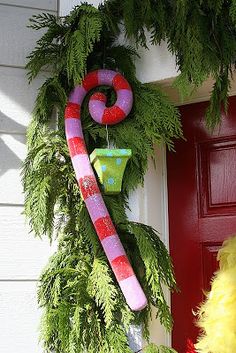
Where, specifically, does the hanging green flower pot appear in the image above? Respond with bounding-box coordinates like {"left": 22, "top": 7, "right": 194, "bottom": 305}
{"left": 90, "top": 148, "right": 132, "bottom": 194}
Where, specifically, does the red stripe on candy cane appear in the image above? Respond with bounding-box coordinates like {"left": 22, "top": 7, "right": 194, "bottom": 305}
{"left": 113, "top": 73, "right": 132, "bottom": 90}
{"left": 94, "top": 216, "right": 117, "bottom": 241}
{"left": 82, "top": 70, "right": 99, "bottom": 91}
{"left": 111, "top": 255, "right": 134, "bottom": 281}
{"left": 65, "top": 102, "right": 80, "bottom": 119}
{"left": 90, "top": 92, "right": 107, "bottom": 102}
{"left": 102, "top": 105, "right": 126, "bottom": 125}
{"left": 65, "top": 69, "right": 147, "bottom": 311}
{"left": 67, "top": 137, "right": 87, "bottom": 157}
{"left": 79, "top": 176, "right": 100, "bottom": 199}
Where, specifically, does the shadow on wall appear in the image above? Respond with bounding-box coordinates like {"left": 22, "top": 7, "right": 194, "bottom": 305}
{"left": 0, "top": 67, "right": 48, "bottom": 178}
{"left": 0, "top": 111, "right": 26, "bottom": 177}
{"left": 0, "top": 109, "right": 26, "bottom": 133}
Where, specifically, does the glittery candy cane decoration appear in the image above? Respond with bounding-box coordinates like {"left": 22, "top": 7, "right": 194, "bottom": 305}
{"left": 65, "top": 69, "right": 147, "bottom": 311}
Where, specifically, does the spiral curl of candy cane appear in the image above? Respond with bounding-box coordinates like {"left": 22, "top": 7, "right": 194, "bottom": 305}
{"left": 64, "top": 69, "right": 147, "bottom": 311}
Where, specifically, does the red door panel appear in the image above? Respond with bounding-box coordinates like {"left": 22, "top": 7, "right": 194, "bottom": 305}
{"left": 202, "top": 242, "right": 221, "bottom": 291}
{"left": 167, "top": 97, "right": 236, "bottom": 352}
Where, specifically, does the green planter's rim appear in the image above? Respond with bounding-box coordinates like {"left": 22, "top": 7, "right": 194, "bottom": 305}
{"left": 90, "top": 148, "right": 132, "bottom": 163}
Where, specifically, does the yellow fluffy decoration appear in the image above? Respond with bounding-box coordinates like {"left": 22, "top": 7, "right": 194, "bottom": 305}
{"left": 196, "top": 236, "right": 236, "bottom": 353}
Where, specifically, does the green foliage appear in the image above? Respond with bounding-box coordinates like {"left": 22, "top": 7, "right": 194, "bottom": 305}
{"left": 26, "top": 13, "right": 64, "bottom": 82}
{"left": 143, "top": 343, "right": 177, "bottom": 353}
{"left": 104, "top": 0, "right": 236, "bottom": 128}
{"left": 87, "top": 253, "right": 118, "bottom": 328}
{"left": 66, "top": 5, "right": 103, "bottom": 83}
{"left": 205, "top": 67, "right": 231, "bottom": 129}
{"left": 123, "top": 222, "right": 176, "bottom": 331}
{"left": 230, "top": 0, "right": 236, "bottom": 24}
{"left": 23, "top": 2, "right": 209, "bottom": 353}
{"left": 36, "top": 223, "right": 176, "bottom": 352}
{"left": 33, "top": 77, "right": 67, "bottom": 123}
{"left": 133, "top": 83, "right": 182, "bottom": 151}
{"left": 26, "top": 3, "right": 104, "bottom": 84}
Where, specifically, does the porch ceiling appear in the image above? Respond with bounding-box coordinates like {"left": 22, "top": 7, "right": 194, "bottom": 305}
{"left": 155, "top": 73, "right": 236, "bottom": 106}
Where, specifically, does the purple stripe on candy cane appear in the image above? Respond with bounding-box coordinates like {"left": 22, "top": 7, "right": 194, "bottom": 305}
{"left": 65, "top": 118, "right": 84, "bottom": 139}
{"left": 101, "top": 234, "right": 126, "bottom": 262}
{"left": 119, "top": 275, "right": 148, "bottom": 311}
{"left": 88, "top": 100, "right": 105, "bottom": 124}
{"left": 85, "top": 194, "right": 109, "bottom": 223}
{"left": 69, "top": 86, "right": 87, "bottom": 104}
{"left": 98, "top": 69, "right": 117, "bottom": 86}
{"left": 71, "top": 154, "right": 94, "bottom": 179}
{"left": 116, "top": 89, "right": 133, "bottom": 115}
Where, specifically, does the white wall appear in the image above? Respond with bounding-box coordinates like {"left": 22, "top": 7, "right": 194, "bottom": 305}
{"left": 127, "top": 147, "right": 171, "bottom": 348}
{"left": 0, "top": 2, "right": 57, "bottom": 353}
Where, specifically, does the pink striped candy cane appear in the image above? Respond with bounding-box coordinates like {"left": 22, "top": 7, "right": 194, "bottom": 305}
{"left": 65, "top": 69, "right": 147, "bottom": 311}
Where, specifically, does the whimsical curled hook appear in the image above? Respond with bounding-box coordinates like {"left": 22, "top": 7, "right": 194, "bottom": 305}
{"left": 64, "top": 69, "right": 147, "bottom": 311}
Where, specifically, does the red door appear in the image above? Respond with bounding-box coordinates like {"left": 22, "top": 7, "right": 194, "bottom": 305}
{"left": 167, "top": 96, "right": 236, "bottom": 352}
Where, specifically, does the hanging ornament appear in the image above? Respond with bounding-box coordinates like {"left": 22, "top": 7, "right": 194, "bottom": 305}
{"left": 89, "top": 102, "right": 132, "bottom": 194}
{"left": 64, "top": 69, "right": 147, "bottom": 311}
{"left": 90, "top": 148, "right": 132, "bottom": 194}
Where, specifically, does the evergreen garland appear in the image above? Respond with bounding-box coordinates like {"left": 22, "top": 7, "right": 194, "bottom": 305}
{"left": 104, "top": 0, "right": 236, "bottom": 128}
{"left": 23, "top": 1, "right": 236, "bottom": 352}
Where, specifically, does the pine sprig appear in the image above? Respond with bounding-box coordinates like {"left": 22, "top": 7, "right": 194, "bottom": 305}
{"left": 66, "top": 9, "right": 103, "bottom": 84}
{"left": 123, "top": 222, "right": 176, "bottom": 331}
{"left": 26, "top": 14, "right": 65, "bottom": 81}
{"left": 143, "top": 343, "right": 177, "bottom": 353}
{"left": 33, "top": 77, "right": 67, "bottom": 122}
{"left": 87, "top": 254, "right": 118, "bottom": 328}
{"left": 206, "top": 67, "right": 231, "bottom": 129}
{"left": 28, "top": 12, "right": 58, "bottom": 30}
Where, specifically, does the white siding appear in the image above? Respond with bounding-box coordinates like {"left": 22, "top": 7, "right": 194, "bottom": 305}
{"left": 59, "top": 0, "right": 102, "bottom": 15}
{"left": 0, "top": 282, "right": 42, "bottom": 353}
{"left": 0, "top": 6, "right": 53, "bottom": 68}
{"left": 0, "top": 1, "right": 57, "bottom": 352}
{"left": 0, "top": 133, "right": 26, "bottom": 204}
{"left": 127, "top": 147, "right": 171, "bottom": 348}
{"left": 0, "top": 67, "right": 49, "bottom": 133}
{"left": 0, "top": 1, "right": 57, "bottom": 11}
{"left": 0, "top": 206, "right": 55, "bottom": 280}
